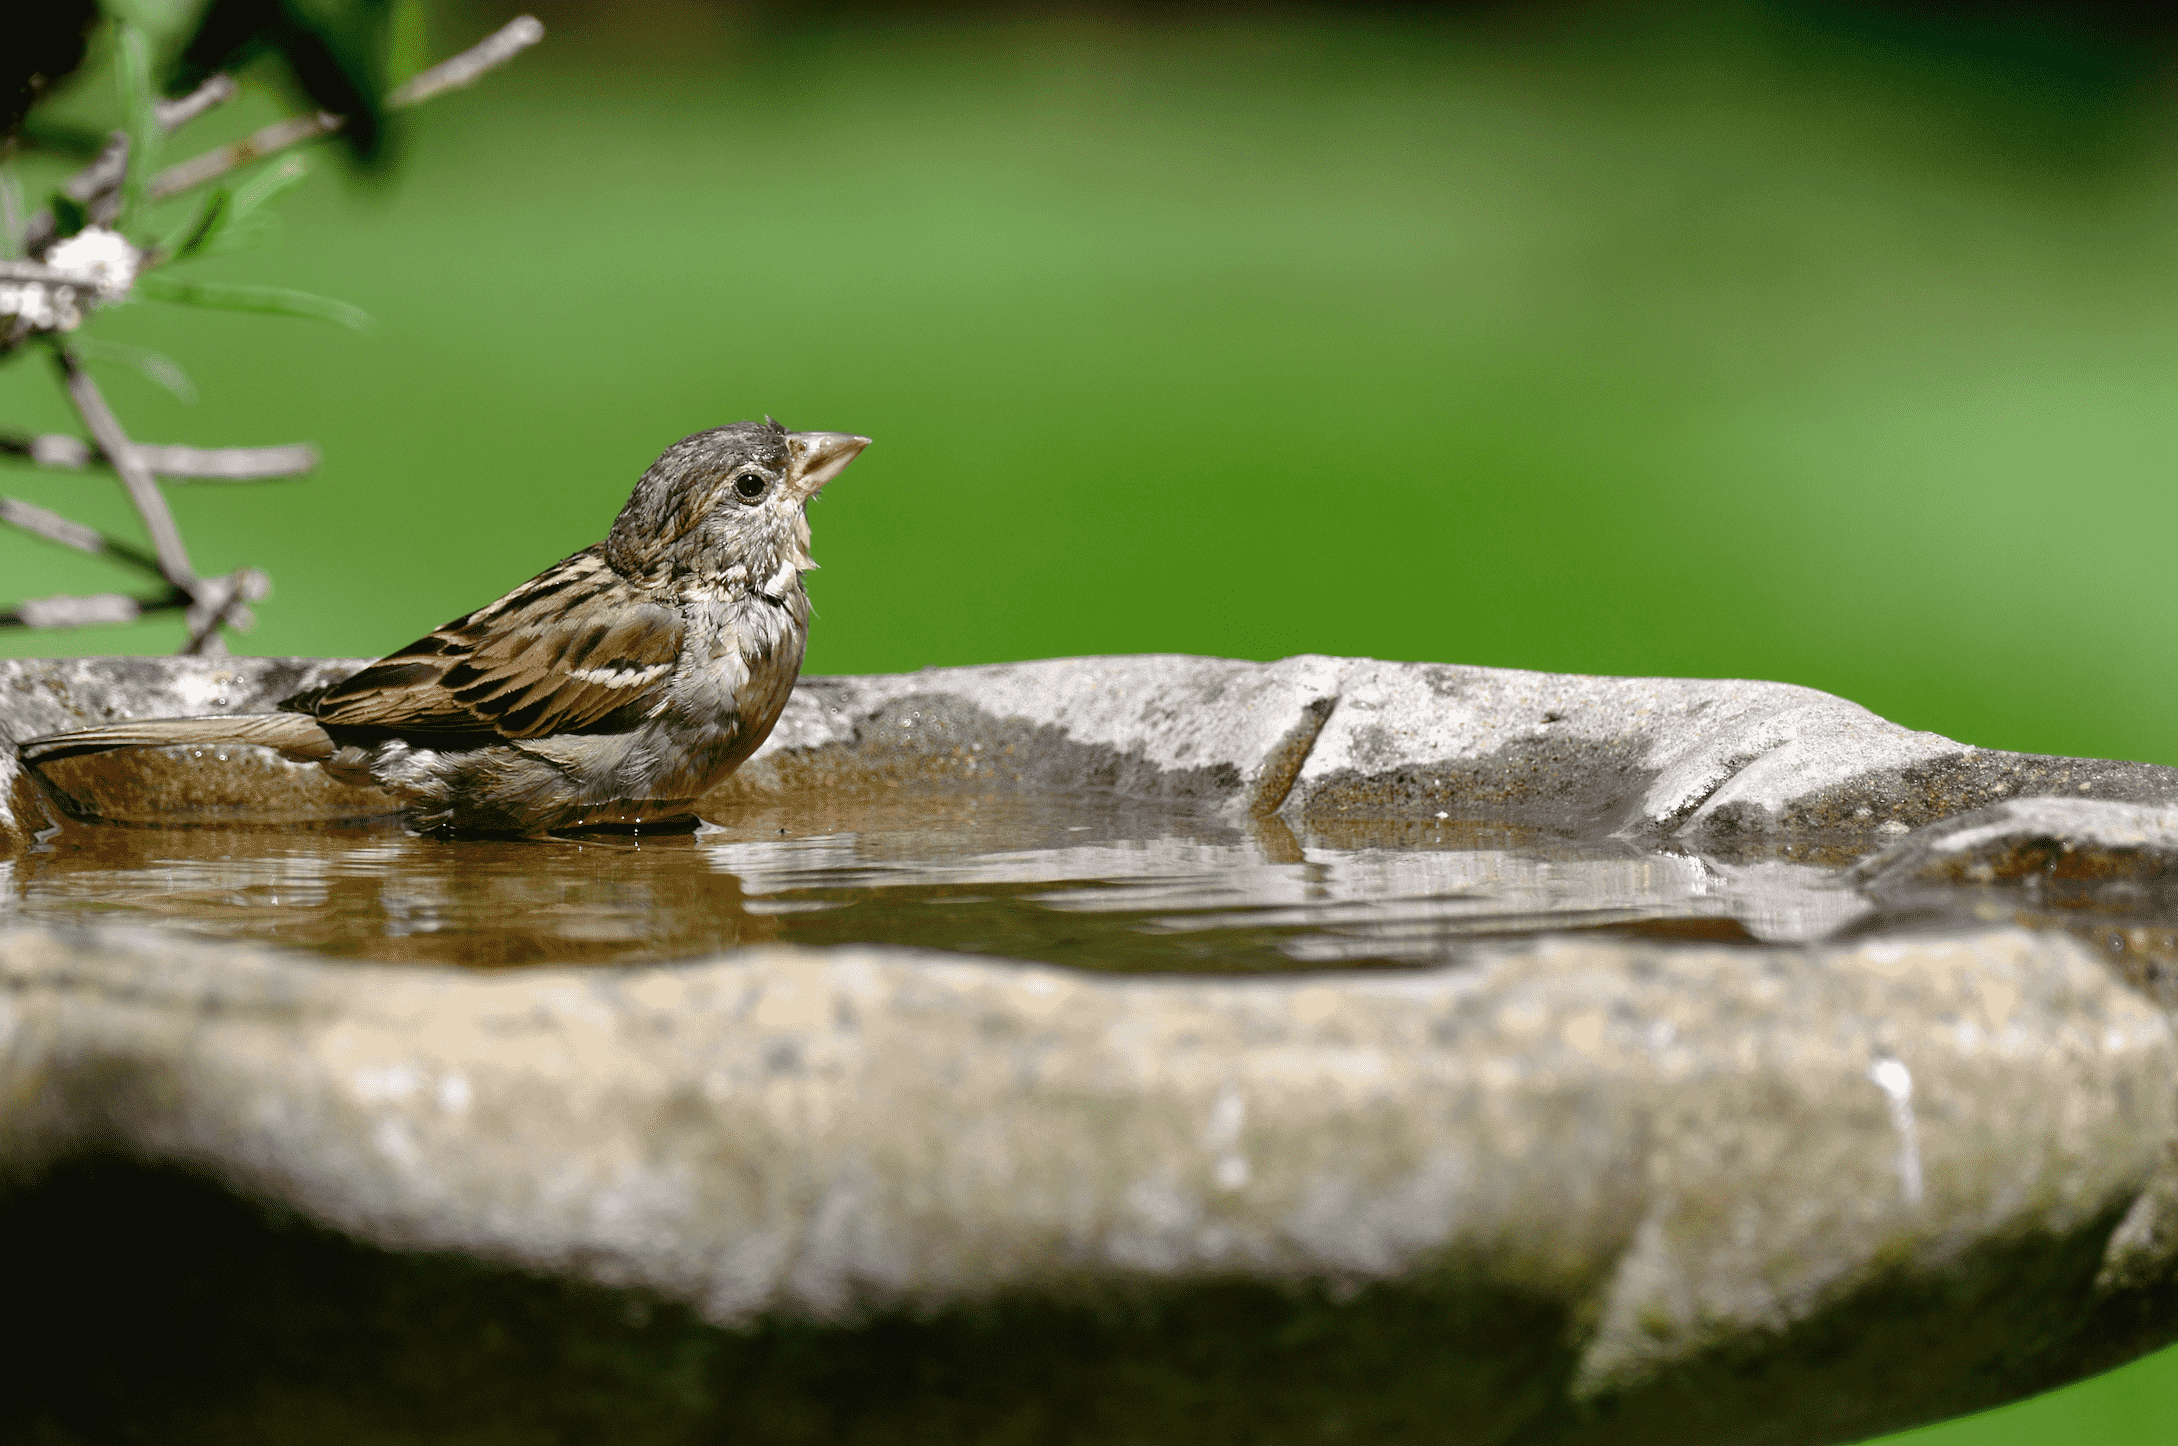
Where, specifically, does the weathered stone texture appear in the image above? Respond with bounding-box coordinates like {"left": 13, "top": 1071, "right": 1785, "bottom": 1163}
{"left": 1858, "top": 797, "right": 2178, "bottom": 894}
{"left": 1, "top": 923, "right": 2168, "bottom": 1411}
{"left": 717, "top": 655, "right": 2178, "bottom": 856}
{"left": 10, "top": 654, "right": 2178, "bottom": 848}
{"left": 6, "top": 654, "right": 2178, "bottom": 1444}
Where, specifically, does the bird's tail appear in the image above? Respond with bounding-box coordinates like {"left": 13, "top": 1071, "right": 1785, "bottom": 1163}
{"left": 15, "top": 713, "right": 335, "bottom": 767}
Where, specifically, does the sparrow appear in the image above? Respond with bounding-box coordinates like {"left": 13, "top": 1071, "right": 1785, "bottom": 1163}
{"left": 17, "top": 420, "right": 870, "bottom": 835}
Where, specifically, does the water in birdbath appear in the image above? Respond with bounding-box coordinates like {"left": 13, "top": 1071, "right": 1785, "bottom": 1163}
{"left": 0, "top": 787, "right": 1886, "bottom": 971}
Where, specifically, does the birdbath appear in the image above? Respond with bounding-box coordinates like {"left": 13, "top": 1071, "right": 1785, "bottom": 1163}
{"left": 6, "top": 651, "right": 2178, "bottom": 1444}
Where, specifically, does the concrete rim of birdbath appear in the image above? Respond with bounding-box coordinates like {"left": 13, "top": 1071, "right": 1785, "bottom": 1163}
{"left": 6, "top": 652, "right": 2178, "bottom": 1446}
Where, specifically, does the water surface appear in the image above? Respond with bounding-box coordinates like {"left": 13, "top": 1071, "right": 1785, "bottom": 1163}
{"left": 3, "top": 789, "right": 1878, "bottom": 972}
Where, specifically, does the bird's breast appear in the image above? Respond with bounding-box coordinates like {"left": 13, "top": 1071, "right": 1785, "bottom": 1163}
{"left": 668, "top": 584, "right": 807, "bottom": 731}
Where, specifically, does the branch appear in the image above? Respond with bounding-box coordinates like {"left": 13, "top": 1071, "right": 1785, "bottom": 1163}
{"left": 154, "top": 75, "right": 240, "bottom": 133}
{"left": 389, "top": 16, "right": 546, "bottom": 107}
{"left": 53, "top": 348, "right": 197, "bottom": 592}
{"left": 181, "top": 567, "right": 270, "bottom": 654}
{"left": 149, "top": 17, "right": 546, "bottom": 203}
{"left": 65, "top": 134, "right": 132, "bottom": 219}
{"left": 0, "top": 432, "right": 318, "bottom": 480}
{"left": 15, "top": 133, "right": 132, "bottom": 256}
{"left": 1, "top": 409, "right": 288, "bottom": 652}
{"left": 0, "top": 259, "right": 95, "bottom": 286}
{"left": 0, "top": 586, "right": 186, "bottom": 630}
{"left": 17, "top": 75, "right": 242, "bottom": 255}
{"left": 0, "top": 495, "right": 163, "bottom": 576}
{"left": 148, "top": 113, "right": 343, "bottom": 204}
{"left": 140, "top": 442, "right": 319, "bottom": 479}
{"left": 3, "top": 496, "right": 110, "bottom": 555}
{"left": 0, "top": 433, "right": 92, "bottom": 467}
{"left": 0, "top": 569, "right": 264, "bottom": 639}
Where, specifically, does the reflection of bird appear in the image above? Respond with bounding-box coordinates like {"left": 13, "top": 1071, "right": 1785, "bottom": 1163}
{"left": 20, "top": 421, "right": 869, "bottom": 835}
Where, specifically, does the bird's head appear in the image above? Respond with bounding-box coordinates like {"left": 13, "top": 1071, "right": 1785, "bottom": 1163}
{"left": 604, "top": 420, "right": 869, "bottom": 596}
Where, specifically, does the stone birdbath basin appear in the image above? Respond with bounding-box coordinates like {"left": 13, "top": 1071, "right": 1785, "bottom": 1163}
{"left": 7, "top": 652, "right": 2178, "bottom": 1443}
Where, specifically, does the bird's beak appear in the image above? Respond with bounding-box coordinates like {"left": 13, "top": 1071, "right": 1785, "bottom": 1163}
{"left": 785, "top": 432, "right": 871, "bottom": 499}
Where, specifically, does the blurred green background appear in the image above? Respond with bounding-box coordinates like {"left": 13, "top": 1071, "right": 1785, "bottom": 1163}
{"left": 7, "top": 0, "right": 2178, "bottom": 1440}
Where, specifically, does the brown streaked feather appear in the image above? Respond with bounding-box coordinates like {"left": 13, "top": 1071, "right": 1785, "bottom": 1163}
{"left": 293, "top": 547, "right": 684, "bottom": 741}
{"left": 17, "top": 712, "right": 333, "bottom": 766}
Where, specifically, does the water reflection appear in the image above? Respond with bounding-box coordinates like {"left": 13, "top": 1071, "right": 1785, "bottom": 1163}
{"left": 5, "top": 789, "right": 1874, "bottom": 972}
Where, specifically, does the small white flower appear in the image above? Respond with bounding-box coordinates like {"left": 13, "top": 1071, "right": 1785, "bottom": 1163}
{"left": 0, "top": 227, "right": 144, "bottom": 335}
{"left": 45, "top": 226, "right": 141, "bottom": 301}
{"left": 0, "top": 280, "right": 70, "bottom": 330}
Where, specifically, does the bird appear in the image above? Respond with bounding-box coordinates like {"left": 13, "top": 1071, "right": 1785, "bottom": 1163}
{"left": 17, "top": 420, "right": 870, "bottom": 835}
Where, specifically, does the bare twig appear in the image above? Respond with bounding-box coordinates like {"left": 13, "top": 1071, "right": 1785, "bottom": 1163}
{"left": 3, "top": 496, "right": 113, "bottom": 555}
{"left": 154, "top": 75, "right": 240, "bottom": 133}
{"left": 16, "top": 76, "right": 241, "bottom": 256}
{"left": 389, "top": 16, "right": 546, "bottom": 107}
{"left": 1, "top": 432, "right": 318, "bottom": 480}
{"left": 138, "top": 441, "right": 319, "bottom": 479}
{"left": 67, "top": 134, "right": 132, "bottom": 215}
{"left": 155, "top": 444, "right": 312, "bottom": 480}
{"left": 149, "top": 114, "right": 343, "bottom": 203}
{"left": 0, "top": 259, "right": 94, "bottom": 287}
{"left": 18, "top": 134, "right": 128, "bottom": 255}
{"left": 0, "top": 495, "right": 163, "bottom": 575}
{"left": 149, "top": 17, "right": 545, "bottom": 204}
{"left": 0, "top": 571, "right": 262, "bottom": 636}
{"left": 182, "top": 567, "right": 270, "bottom": 653}
{"left": 9, "top": 358, "right": 258, "bottom": 654}
{"left": 0, "top": 433, "right": 90, "bottom": 468}
{"left": 34, "top": 434, "right": 90, "bottom": 468}
{"left": 1, "top": 590, "right": 176, "bottom": 630}
{"left": 54, "top": 348, "right": 197, "bottom": 592}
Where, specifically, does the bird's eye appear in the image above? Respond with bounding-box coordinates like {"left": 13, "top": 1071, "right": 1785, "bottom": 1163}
{"left": 733, "top": 472, "right": 768, "bottom": 501}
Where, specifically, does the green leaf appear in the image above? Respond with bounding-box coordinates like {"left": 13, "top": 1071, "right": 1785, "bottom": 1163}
{"left": 162, "top": 157, "right": 308, "bottom": 262}
{"left": 112, "top": 19, "right": 161, "bottom": 231}
{"left": 133, "top": 273, "right": 374, "bottom": 332}
{"left": 50, "top": 194, "right": 89, "bottom": 241}
{"left": 228, "top": 153, "right": 309, "bottom": 228}
{"left": 70, "top": 334, "right": 197, "bottom": 403}
{"left": 165, "top": 188, "right": 231, "bottom": 260}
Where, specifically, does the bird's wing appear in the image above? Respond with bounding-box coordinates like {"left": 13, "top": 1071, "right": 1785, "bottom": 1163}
{"left": 294, "top": 547, "right": 685, "bottom": 740}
